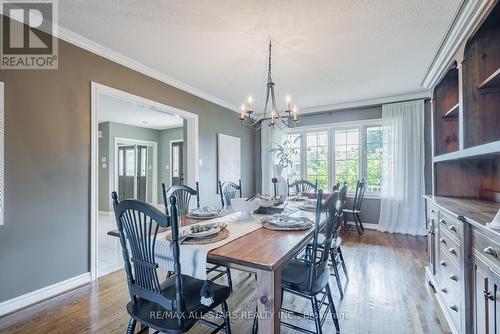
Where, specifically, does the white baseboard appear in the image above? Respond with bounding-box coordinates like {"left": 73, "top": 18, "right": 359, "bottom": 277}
{"left": 345, "top": 221, "right": 379, "bottom": 230}
{"left": 0, "top": 272, "right": 91, "bottom": 316}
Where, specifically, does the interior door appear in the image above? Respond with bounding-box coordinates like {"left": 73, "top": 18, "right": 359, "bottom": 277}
{"left": 136, "top": 145, "right": 147, "bottom": 201}
{"left": 171, "top": 141, "right": 184, "bottom": 185}
{"left": 118, "top": 145, "right": 136, "bottom": 200}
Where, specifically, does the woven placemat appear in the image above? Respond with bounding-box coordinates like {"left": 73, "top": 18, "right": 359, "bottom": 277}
{"left": 166, "top": 227, "right": 230, "bottom": 245}
{"left": 262, "top": 221, "right": 313, "bottom": 231}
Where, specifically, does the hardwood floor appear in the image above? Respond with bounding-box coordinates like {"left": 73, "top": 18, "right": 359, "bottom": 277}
{"left": 0, "top": 230, "right": 448, "bottom": 334}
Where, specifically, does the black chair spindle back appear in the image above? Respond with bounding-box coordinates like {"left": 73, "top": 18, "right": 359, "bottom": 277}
{"left": 288, "top": 179, "right": 318, "bottom": 197}
{"left": 111, "top": 192, "right": 184, "bottom": 314}
{"left": 353, "top": 179, "right": 367, "bottom": 212}
{"left": 162, "top": 182, "right": 200, "bottom": 215}
{"left": 307, "top": 189, "right": 341, "bottom": 291}
{"left": 218, "top": 180, "right": 242, "bottom": 207}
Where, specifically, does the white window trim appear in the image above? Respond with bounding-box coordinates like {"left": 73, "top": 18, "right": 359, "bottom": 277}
{"left": 285, "top": 119, "right": 382, "bottom": 197}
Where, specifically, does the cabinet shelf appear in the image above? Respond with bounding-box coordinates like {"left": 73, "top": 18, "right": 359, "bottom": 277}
{"left": 478, "top": 67, "right": 500, "bottom": 93}
{"left": 442, "top": 103, "right": 459, "bottom": 119}
{"left": 433, "top": 140, "right": 500, "bottom": 163}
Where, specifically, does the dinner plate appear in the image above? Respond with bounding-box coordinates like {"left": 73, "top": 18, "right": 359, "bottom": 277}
{"left": 263, "top": 215, "right": 307, "bottom": 227}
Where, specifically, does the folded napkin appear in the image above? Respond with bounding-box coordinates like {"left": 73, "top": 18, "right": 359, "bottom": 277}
{"left": 154, "top": 214, "right": 263, "bottom": 306}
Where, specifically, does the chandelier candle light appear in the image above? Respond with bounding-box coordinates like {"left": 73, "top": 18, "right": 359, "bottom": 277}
{"left": 239, "top": 40, "right": 300, "bottom": 129}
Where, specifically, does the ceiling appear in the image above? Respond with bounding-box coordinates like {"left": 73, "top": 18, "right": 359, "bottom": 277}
{"left": 98, "top": 94, "right": 184, "bottom": 130}
{"left": 60, "top": 1, "right": 460, "bottom": 112}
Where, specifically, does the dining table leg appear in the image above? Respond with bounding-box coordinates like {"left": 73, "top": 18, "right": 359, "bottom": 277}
{"left": 256, "top": 268, "right": 281, "bottom": 333}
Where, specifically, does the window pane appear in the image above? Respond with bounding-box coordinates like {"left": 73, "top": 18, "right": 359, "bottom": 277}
{"left": 306, "top": 130, "right": 329, "bottom": 190}
{"left": 118, "top": 150, "right": 124, "bottom": 176}
{"left": 140, "top": 147, "right": 147, "bottom": 176}
{"left": 125, "top": 149, "right": 135, "bottom": 176}
{"left": 172, "top": 146, "right": 180, "bottom": 177}
{"left": 334, "top": 128, "right": 359, "bottom": 189}
{"left": 366, "top": 126, "right": 383, "bottom": 192}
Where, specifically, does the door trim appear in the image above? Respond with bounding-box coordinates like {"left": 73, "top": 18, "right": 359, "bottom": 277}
{"left": 114, "top": 137, "right": 158, "bottom": 204}
{"left": 90, "top": 82, "right": 198, "bottom": 281}
{"left": 169, "top": 139, "right": 184, "bottom": 187}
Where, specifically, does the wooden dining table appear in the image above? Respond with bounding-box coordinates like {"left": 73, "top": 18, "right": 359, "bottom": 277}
{"left": 107, "top": 205, "right": 319, "bottom": 334}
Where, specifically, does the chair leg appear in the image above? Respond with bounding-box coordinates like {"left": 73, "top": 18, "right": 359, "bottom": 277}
{"left": 338, "top": 247, "right": 349, "bottom": 281}
{"left": 226, "top": 268, "right": 233, "bottom": 291}
{"left": 221, "top": 300, "right": 232, "bottom": 334}
{"left": 330, "top": 249, "right": 344, "bottom": 299}
{"left": 311, "top": 295, "right": 323, "bottom": 334}
{"left": 325, "top": 284, "right": 340, "bottom": 334}
{"left": 354, "top": 213, "right": 363, "bottom": 235}
{"left": 356, "top": 213, "right": 364, "bottom": 231}
{"left": 126, "top": 318, "right": 136, "bottom": 334}
{"left": 252, "top": 304, "right": 258, "bottom": 334}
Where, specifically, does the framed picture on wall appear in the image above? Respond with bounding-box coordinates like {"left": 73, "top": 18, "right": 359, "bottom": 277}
{"left": 217, "top": 133, "right": 241, "bottom": 192}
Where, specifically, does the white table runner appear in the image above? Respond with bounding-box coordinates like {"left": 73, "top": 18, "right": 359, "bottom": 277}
{"left": 154, "top": 212, "right": 263, "bottom": 280}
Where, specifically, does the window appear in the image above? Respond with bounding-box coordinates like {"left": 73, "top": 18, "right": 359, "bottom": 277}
{"left": 366, "top": 126, "right": 383, "bottom": 192}
{"left": 280, "top": 133, "right": 302, "bottom": 181}
{"left": 283, "top": 121, "right": 383, "bottom": 194}
{"left": 334, "top": 128, "right": 360, "bottom": 188}
{"left": 172, "top": 145, "right": 180, "bottom": 178}
{"left": 306, "top": 131, "right": 328, "bottom": 189}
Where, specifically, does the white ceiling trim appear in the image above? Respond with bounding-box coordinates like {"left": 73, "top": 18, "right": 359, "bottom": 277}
{"left": 58, "top": 26, "right": 240, "bottom": 112}
{"left": 421, "top": 0, "right": 490, "bottom": 89}
{"left": 300, "top": 90, "right": 431, "bottom": 114}
{"left": 1, "top": 12, "right": 240, "bottom": 112}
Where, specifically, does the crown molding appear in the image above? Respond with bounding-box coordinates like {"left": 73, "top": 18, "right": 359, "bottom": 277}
{"left": 421, "top": 0, "right": 491, "bottom": 89}
{"left": 58, "top": 26, "right": 240, "bottom": 112}
{"left": 299, "top": 90, "right": 431, "bottom": 114}
{"left": 1, "top": 12, "right": 239, "bottom": 112}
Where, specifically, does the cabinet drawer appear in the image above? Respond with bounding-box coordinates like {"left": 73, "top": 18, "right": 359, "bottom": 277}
{"left": 438, "top": 284, "right": 462, "bottom": 333}
{"left": 438, "top": 211, "right": 462, "bottom": 242}
{"left": 472, "top": 228, "right": 500, "bottom": 271}
{"left": 439, "top": 228, "right": 461, "bottom": 265}
{"left": 438, "top": 249, "right": 461, "bottom": 292}
{"left": 427, "top": 201, "right": 438, "bottom": 219}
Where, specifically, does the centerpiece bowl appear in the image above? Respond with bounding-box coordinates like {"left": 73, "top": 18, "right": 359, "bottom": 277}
{"left": 231, "top": 198, "right": 261, "bottom": 219}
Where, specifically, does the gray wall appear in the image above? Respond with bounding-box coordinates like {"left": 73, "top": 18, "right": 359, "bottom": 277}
{"left": 0, "top": 18, "right": 256, "bottom": 303}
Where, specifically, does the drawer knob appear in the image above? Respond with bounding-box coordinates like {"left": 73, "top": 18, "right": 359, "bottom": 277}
{"left": 450, "top": 304, "right": 458, "bottom": 312}
{"left": 484, "top": 246, "right": 497, "bottom": 258}
{"left": 440, "top": 238, "right": 446, "bottom": 244}
{"left": 440, "top": 218, "right": 446, "bottom": 225}
{"left": 440, "top": 287, "right": 447, "bottom": 293}
{"left": 449, "top": 248, "right": 457, "bottom": 255}
{"left": 448, "top": 225, "right": 456, "bottom": 232}
{"left": 431, "top": 209, "right": 435, "bottom": 214}
{"left": 449, "top": 274, "right": 458, "bottom": 281}
{"left": 483, "top": 289, "right": 495, "bottom": 301}
{"left": 440, "top": 261, "right": 446, "bottom": 267}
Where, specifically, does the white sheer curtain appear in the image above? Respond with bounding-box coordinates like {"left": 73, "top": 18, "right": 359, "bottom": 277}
{"left": 261, "top": 121, "right": 283, "bottom": 194}
{"left": 378, "top": 100, "right": 426, "bottom": 235}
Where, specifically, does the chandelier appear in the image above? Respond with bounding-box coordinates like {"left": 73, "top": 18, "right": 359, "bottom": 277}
{"left": 239, "top": 40, "right": 299, "bottom": 130}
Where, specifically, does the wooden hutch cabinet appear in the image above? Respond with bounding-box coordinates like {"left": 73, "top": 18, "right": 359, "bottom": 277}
{"left": 424, "top": 1, "right": 500, "bottom": 333}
